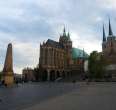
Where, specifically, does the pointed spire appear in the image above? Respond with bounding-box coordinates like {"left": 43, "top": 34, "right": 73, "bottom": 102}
{"left": 67, "top": 32, "right": 71, "bottom": 41}
{"left": 63, "top": 26, "right": 66, "bottom": 36}
{"left": 109, "top": 19, "right": 113, "bottom": 36}
{"left": 63, "top": 26, "right": 66, "bottom": 33}
{"left": 3, "top": 43, "right": 13, "bottom": 73}
{"left": 68, "top": 32, "right": 70, "bottom": 37}
{"left": 103, "top": 24, "right": 106, "bottom": 42}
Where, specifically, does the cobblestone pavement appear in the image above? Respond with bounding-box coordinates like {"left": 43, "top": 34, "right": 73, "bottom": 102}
{"left": 23, "top": 82, "right": 116, "bottom": 110}
{"left": 0, "top": 82, "right": 82, "bottom": 110}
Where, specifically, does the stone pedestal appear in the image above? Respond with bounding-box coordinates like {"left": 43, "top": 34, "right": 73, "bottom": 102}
{"left": 4, "top": 73, "right": 14, "bottom": 86}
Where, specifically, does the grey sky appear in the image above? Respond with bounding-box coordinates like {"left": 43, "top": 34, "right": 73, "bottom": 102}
{"left": 0, "top": 0, "right": 116, "bottom": 73}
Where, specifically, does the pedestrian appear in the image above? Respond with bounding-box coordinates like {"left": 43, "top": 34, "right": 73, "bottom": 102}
{"left": 16, "top": 80, "right": 18, "bottom": 87}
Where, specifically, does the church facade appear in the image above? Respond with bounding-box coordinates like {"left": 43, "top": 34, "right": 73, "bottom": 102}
{"left": 102, "top": 20, "right": 116, "bottom": 79}
{"left": 39, "top": 28, "right": 88, "bottom": 81}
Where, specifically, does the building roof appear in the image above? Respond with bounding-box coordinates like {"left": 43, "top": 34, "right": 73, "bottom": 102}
{"left": 71, "top": 47, "right": 89, "bottom": 59}
{"left": 46, "top": 39, "right": 64, "bottom": 48}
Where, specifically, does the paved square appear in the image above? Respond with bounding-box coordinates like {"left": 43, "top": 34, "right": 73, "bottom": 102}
{"left": 24, "top": 82, "right": 116, "bottom": 110}
{"left": 0, "top": 82, "right": 80, "bottom": 110}
{"left": 1, "top": 82, "right": 116, "bottom": 110}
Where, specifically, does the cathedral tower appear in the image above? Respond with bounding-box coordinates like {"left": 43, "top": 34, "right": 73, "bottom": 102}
{"left": 59, "top": 27, "right": 72, "bottom": 67}
{"left": 102, "top": 19, "right": 116, "bottom": 64}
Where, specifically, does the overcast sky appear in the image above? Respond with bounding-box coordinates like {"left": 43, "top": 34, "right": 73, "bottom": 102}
{"left": 0, "top": 0, "right": 116, "bottom": 74}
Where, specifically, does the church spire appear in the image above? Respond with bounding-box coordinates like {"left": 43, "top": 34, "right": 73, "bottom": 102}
{"left": 63, "top": 26, "right": 66, "bottom": 36}
{"left": 67, "top": 32, "right": 71, "bottom": 40}
{"left": 109, "top": 19, "right": 113, "bottom": 36}
{"left": 68, "top": 32, "right": 70, "bottom": 37}
{"left": 63, "top": 26, "right": 66, "bottom": 33}
{"left": 103, "top": 24, "right": 106, "bottom": 42}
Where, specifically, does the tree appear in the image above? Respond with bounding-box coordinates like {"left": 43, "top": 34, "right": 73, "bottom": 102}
{"left": 88, "top": 51, "right": 105, "bottom": 79}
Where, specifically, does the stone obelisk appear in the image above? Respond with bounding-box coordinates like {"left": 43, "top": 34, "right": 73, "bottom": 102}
{"left": 3, "top": 43, "right": 14, "bottom": 86}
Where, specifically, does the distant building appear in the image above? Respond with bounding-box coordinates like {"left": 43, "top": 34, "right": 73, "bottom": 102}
{"left": 102, "top": 19, "right": 116, "bottom": 79}
{"left": 39, "top": 28, "right": 88, "bottom": 81}
{"left": 22, "top": 68, "right": 35, "bottom": 82}
{"left": 14, "top": 73, "right": 22, "bottom": 82}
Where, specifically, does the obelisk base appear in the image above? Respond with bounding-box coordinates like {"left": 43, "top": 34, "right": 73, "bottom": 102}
{"left": 3, "top": 72, "right": 14, "bottom": 87}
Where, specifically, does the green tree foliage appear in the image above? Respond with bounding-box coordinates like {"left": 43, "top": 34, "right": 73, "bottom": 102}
{"left": 88, "top": 51, "right": 105, "bottom": 79}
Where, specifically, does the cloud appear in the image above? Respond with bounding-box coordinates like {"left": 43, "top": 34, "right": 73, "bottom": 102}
{"left": 71, "top": 31, "right": 102, "bottom": 54}
{"left": 0, "top": 36, "right": 46, "bottom": 74}
{"left": 0, "top": 0, "right": 116, "bottom": 73}
{"left": 98, "top": 0, "right": 116, "bottom": 9}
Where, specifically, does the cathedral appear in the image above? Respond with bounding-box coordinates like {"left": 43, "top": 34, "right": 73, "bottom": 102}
{"left": 39, "top": 28, "right": 88, "bottom": 81}
{"left": 102, "top": 19, "right": 116, "bottom": 78}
